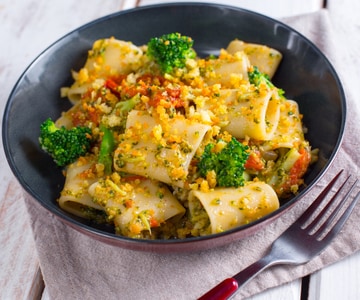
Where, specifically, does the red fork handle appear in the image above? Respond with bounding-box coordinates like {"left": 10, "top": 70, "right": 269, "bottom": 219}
{"left": 198, "top": 278, "right": 238, "bottom": 300}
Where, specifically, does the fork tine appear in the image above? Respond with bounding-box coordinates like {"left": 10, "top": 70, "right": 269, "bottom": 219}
{"left": 305, "top": 175, "right": 352, "bottom": 233}
{"left": 320, "top": 187, "right": 360, "bottom": 243}
{"left": 297, "top": 170, "right": 344, "bottom": 225}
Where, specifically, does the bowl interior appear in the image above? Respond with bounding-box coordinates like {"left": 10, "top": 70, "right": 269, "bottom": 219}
{"left": 2, "top": 3, "right": 345, "bottom": 252}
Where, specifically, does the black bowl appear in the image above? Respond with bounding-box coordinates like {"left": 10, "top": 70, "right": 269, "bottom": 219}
{"left": 2, "top": 3, "right": 345, "bottom": 252}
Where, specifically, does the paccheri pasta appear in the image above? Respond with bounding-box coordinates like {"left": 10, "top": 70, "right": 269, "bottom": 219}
{"left": 45, "top": 34, "right": 316, "bottom": 239}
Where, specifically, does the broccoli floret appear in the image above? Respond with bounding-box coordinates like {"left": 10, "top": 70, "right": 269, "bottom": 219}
{"left": 39, "top": 118, "right": 92, "bottom": 167}
{"left": 248, "top": 66, "right": 285, "bottom": 97}
{"left": 98, "top": 124, "right": 115, "bottom": 175}
{"left": 248, "top": 66, "right": 274, "bottom": 87}
{"left": 198, "top": 137, "right": 249, "bottom": 187}
{"left": 147, "top": 32, "right": 196, "bottom": 74}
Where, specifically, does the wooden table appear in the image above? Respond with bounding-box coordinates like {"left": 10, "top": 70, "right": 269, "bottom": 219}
{"left": 1, "top": 0, "right": 359, "bottom": 299}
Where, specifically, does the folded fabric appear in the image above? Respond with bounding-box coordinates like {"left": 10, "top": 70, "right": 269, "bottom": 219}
{"left": 24, "top": 9, "right": 360, "bottom": 300}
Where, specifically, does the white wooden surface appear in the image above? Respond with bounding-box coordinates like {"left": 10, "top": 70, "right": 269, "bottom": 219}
{"left": 140, "top": 0, "right": 324, "bottom": 18}
{"left": 1, "top": 0, "right": 359, "bottom": 299}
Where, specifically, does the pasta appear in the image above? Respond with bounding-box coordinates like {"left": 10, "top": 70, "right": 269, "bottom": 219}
{"left": 219, "top": 88, "right": 281, "bottom": 140}
{"left": 88, "top": 177, "right": 185, "bottom": 238}
{"left": 53, "top": 35, "right": 316, "bottom": 239}
{"left": 189, "top": 181, "right": 279, "bottom": 235}
{"left": 261, "top": 99, "right": 305, "bottom": 150}
{"left": 113, "top": 110, "right": 211, "bottom": 187}
{"left": 63, "top": 38, "right": 144, "bottom": 104}
{"left": 59, "top": 156, "right": 104, "bottom": 218}
{"left": 226, "top": 39, "right": 282, "bottom": 78}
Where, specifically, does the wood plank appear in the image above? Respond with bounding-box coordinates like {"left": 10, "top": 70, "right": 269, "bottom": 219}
{"left": 0, "top": 1, "right": 131, "bottom": 299}
{"left": 138, "top": 0, "right": 324, "bottom": 18}
{"left": 248, "top": 279, "right": 303, "bottom": 300}
{"left": 308, "top": 0, "right": 360, "bottom": 297}
{"left": 0, "top": 176, "right": 41, "bottom": 299}
{"left": 308, "top": 251, "right": 360, "bottom": 300}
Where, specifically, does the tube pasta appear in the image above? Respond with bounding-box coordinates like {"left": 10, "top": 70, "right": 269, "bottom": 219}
{"left": 189, "top": 181, "right": 279, "bottom": 234}
{"left": 261, "top": 100, "right": 305, "bottom": 150}
{"left": 58, "top": 158, "right": 104, "bottom": 218}
{"left": 114, "top": 110, "right": 211, "bottom": 187}
{"left": 204, "top": 51, "right": 250, "bottom": 87}
{"left": 88, "top": 178, "right": 185, "bottom": 237}
{"left": 226, "top": 39, "right": 282, "bottom": 78}
{"left": 65, "top": 38, "right": 143, "bottom": 103}
{"left": 220, "top": 88, "right": 281, "bottom": 140}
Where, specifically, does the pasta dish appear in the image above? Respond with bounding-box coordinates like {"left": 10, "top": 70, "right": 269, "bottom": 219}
{"left": 39, "top": 34, "right": 316, "bottom": 239}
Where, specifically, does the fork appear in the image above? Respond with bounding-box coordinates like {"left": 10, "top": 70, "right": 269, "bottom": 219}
{"left": 198, "top": 170, "right": 360, "bottom": 300}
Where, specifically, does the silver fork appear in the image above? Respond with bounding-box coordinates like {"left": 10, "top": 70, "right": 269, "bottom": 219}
{"left": 198, "top": 170, "right": 360, "bottom": 300}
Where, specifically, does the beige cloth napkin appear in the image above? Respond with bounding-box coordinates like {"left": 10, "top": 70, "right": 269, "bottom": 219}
{"left": 24, "top": 9, "right": 360, "bottom": 300}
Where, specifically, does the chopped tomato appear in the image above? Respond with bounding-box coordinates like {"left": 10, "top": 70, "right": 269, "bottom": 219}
{"left": 105, "top": 73, "right": 184, "bottom": 108}
{"left": 124, "top": 199, "right": 134, "bottom": 208}
{"left": 121, "top": 85, "right": 140, "bottom": 99}
{"left": 87, "top": 108, "right": 100, "bottom": 124}
{"left": 150, "top": 218, "right": 160, "bottom": 228}
{"left": 137, "top": 74, "right": 165, "bottom": 86}
{"left": 288, "top": 148, "right": 311, "bottom": 185}
{"left": 277, "top": 148, "right": 311, "bottom": 194}
{"left": 71, "top": 110, "right": 87, "bottom": 126}
{"left": 105, "top": 78, "right": 119, "bottom": 92}
{"left": 148, "top": 87, "right": 184, "bottom": 108}
{"left": 148, "top": 90, "right": 162, "bottom": 107}
{"left": 121, "top": 175, "right": 147, "bottom": 182}
{"left": 104, "top": 76, "right": 126, "bottom": 98}
{"left": 245, "top": 150, "right": 264, "bottom": 171}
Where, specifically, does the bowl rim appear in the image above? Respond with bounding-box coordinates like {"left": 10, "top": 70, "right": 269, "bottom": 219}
{"left": 2, "top": 2, "right": 347, "bottom": 251}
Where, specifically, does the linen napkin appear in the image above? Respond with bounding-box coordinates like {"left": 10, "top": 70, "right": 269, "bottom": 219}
{"left": 23, "top": 9, "right": 360, "bottom": 300}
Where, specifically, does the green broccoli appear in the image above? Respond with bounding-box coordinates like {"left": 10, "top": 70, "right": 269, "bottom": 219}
{"left": 39, "top": 118, "right": 92, "bottom": 167}
{"left": 248, "top": 66, "right": 274, "bottom": 87}
{"left": 198, "top": 137, "right": 249, "bottom": 187}
{"left": 99, "top": 95, "right": 140, "bottom": 174}
{"left": 147, "top": 32, "right": 196, "bottom": 74}
{"left": 98, "top": 124, "right": 115, "bottom": 175}
{"left": 248, "top": 66, "right": 285, "bottom": 97}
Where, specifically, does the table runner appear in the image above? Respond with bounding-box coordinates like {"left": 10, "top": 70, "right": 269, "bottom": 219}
{"left": 23, "top": 9, "right": 360, "bottom": 299}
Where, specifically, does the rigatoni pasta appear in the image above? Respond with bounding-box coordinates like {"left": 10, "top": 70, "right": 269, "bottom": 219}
{"left": 59, "top": 156, "right": 104, "bottom": 218}
{"left": 226, "top": 39, "right": 282, "bottom": 78}
{"left": 88, "top": 177, "right": 185, "bottom": 238}
{"left": 189, "top": 181, "right": 279, "bottom": 235}
{"left": 220, "top": 88, "right": 282, "bottom": 141}
{"left": 114, "top": 110, "right": 211, "bottom": 187}
{"left": 64, "top": 38, "right": 144, "bottom": 104}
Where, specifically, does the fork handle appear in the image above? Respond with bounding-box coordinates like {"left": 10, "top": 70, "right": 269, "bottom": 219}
{"left": 197, "top": 278, "right": 238, "bottom": 300}
{"left": 198, "top": 255, "right": 276, "bottom": 300}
